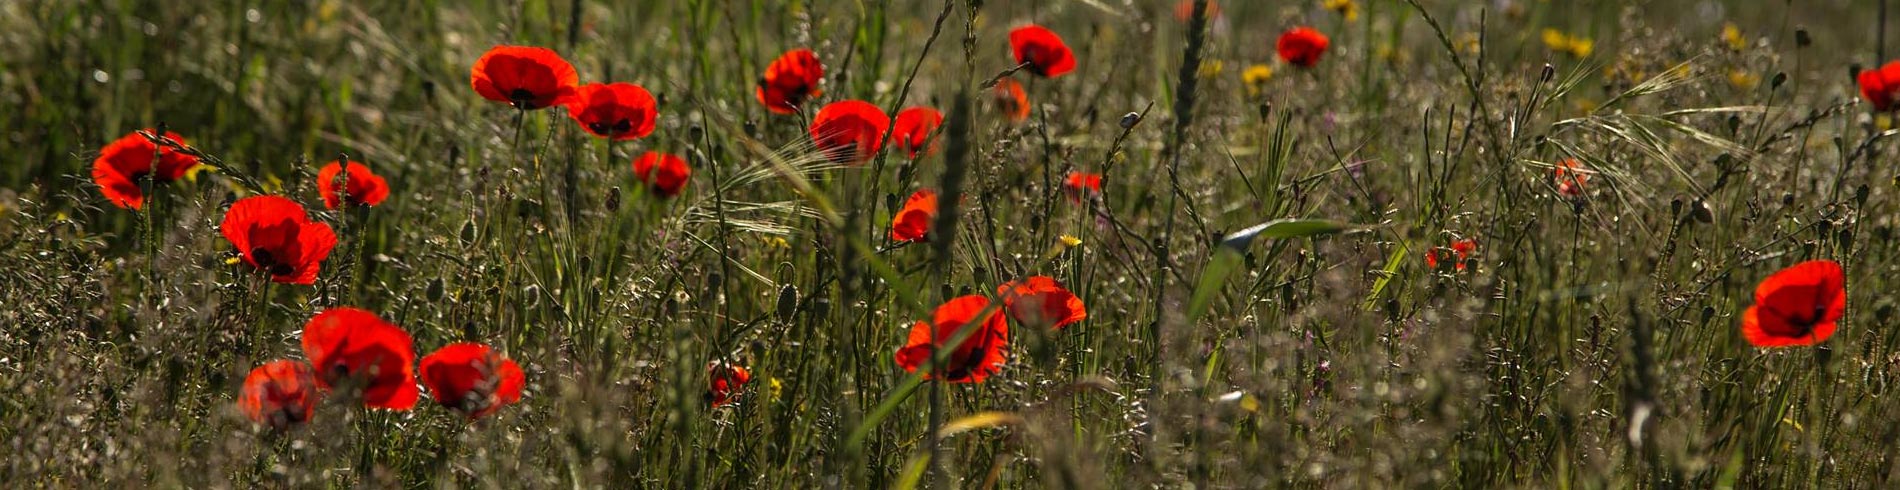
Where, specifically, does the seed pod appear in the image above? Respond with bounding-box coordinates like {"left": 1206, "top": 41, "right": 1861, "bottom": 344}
{"left": 459, "top": 219, "right": 478, "bottom": 247}
{"left": 1541, "top": 63, "right": 1555, "bottom": 82}
{"left": 1120, "top": 111, "right": 1142, "bottom": 129}
{"left": 426, "top": 277, "right": 445, "bottom": 302}
{"left": 1690, "top": 200, "right": 1713, "bottom": 224}
{"left": 606, "top": 186, "right": 622, "bottom": 212}
{"left": 775, "top": 284, "right": 798, "bottom": 322}
{"left": 1795, "top": 29, "right": 1811, "bottom": 47}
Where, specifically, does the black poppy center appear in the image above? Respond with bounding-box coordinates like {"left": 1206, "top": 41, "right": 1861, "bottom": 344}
{"left": 589, "top": 118, "right": 633, "bottom": 135}
{"left": 508, "top": 88, "right": 538, "bottom": 108}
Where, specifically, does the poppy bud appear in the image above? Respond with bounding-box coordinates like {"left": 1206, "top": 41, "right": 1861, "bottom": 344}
{"left": 1120, "top": 112, "right": 1142, "bottom": 129}
{"left": 1690, "top": 200, "right": 1713, "bottom": 224}
{"left": 460, "top": 219, "right": 478, "bottom": 246}
{"left": 1855, "top": 184, "right": 1870, "bottom": 207}
{"left": 1816, "top": 219, "right": 1833, "bottom": 236}
{"left": 1877, "top": 302, "right": 1895, "bottom": 324}
{"left": 1700, "top": 305, "right": 1715, "bottom": 325}
{"left": 1258, "top": 103, "right": 1272, "bottom": 120}
{"left": 743, "top": 120, "right": 758, "bottom": 137}
{"left": 1795, "top": 29, "right": 1811, "bottom": 47}
{"left": 1771, "top": 72, "right": 1787, "bottom": 89}
{"left": 1839, "top": 227, "right": 1854, "bottom": 248}
{"left": 1541, "top": 63, "right": 1555, "bottom": 82}
{"left": 606, "top": 186, "right": 622, "bottom": 212}
{"left": 426, "top": 277, "right": 445, "bottom": 302}
{"left": 776, "top": 284, "right": 798, "bottom": 322}
{"left": 1670, "top": 198, "right": 1683, "bottom": 216}
{"left": 1726, "top": 115, "right": 1741, "bottom": 135}
{"left": 1781, "top": 193, "right": 1795, "bottom": 206}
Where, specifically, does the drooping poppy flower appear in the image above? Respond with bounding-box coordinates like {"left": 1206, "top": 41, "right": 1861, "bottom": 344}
{"left": 632, "top": 151, "right": 692, "bottom": 198}
{"left": 238, "top": 360, "right": 319, "bottom": 430}
{"left": 1173, "top": 0, "right": 1222, "bottom": 22}
{"left": 92, "top": 129, "right": 201, "bottom": 210}
{"left": 1859, "top": 61, "right": 1900, "bottom": 111}
{"left": 470, "top": 45, "right": 580, "bottom": 110}
{"left": 998, "top": 276, "right": 1088, "bottom": 330}
{"left": 419, "top": 342, "right": 526, "bottom": 419}
{"left": 1064, "top": 172, "right": 1103, "bottom": 202}
{"left": 890, "top": 189, "right": 939, "bottom": 243}
{"left": 564, "top": 82, "right": 659, "bottom": 141}
{"left": 893, "top": 295, "right": 1011, "bottom": 384}
{"left": 220, "top": 196, "right": 337, "bottom": 285}
{"left": 1276, "top": 27, "right": 1330, "bottom": 68}
{"left": 316, "top": 160, "right": 391, "bottom": 209}
{"left": 706, "top": 361, "right": 752, "bottom": 408}
{"left": 757, "top": 48, "right": 825, "bottom": 115}
{"left": 1009, "top": 25, "right": 1077, "bottom": 78}
{"left": 1425, "top": 239, "right": 1476, "bottom": 271}
{"left": 1742, "top": 260, "right": 1846, "bottom": 348}
{"left": 301, "top": 307, "right": 420, "bottom": 410}
{"left": 892, "top": 107, "right": 945, "bottom": 158}
{"left": 809, "top": 100, "right": 890, "bottom": 164}
{"left": 992, "top": 77, "right": 1031, "bottom": 123}
{"left": 1553, "top": 158, "right": 1590, "bottom": 197}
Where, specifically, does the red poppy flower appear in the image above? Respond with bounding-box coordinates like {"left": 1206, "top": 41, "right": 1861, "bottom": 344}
{"left": 890, "top": 189, "right": 939, "bottom": 243}
{"left": 238, "top": 360, "right": 319, "bottom": 430}
{"left": 220, "top": 196, "right": 337, "bottom": 285}
{"left": 1553, "top": 158, "right": 1590, "bottom": 197}
{"left": 810, "top": 100, "right": 890, "bottom": 164}
{"left": 892, "top": 107, "right": 945, "bottom": 158}
{"left": 564, "top": 82, "right": 659, "bottom": 141}
{"left": 1064, "top": 172, "right": 1102, "bottom": 201}
{"left": 316, "top": 160, "right": 391, "bottom": 209}
{"left": 998, "top": 276, "right": 1088, "bottom": 330}
{"left": 757, "top": 48, "right": 825, "bottom": 115}
{"left": 893, "top": 295, "right": 1010, "bottom": 384}
{"left": 470, "top": 45, "right": 580, "bottom": 110}
{"left": 1173, "top": 0, "right": 1222, "bottom": 21}
{"left": 301, "top": 307, "right": 420, "bottom": 410}
{"left": 1742, "top": 260, "right": 1846, "bottom": 348}
{"left": 1859, "top": 61, "right": 1900, "bottom": 111}
{"left": 632, "top": 151, "right": 692, "bottom": 198}
{"left": 706, "top": 361, "right": 752, "bottom": 408}
{"left": 1009, "top": 25, "right": 1077, "bottom": 78}
{"left": 92, "top": 129, "right": 201, "bottom": 210}
{"left": 1276, "top": 27, "right": 1330, "bottom": 68}
{"left": 992, "top": 77, "right": 1031, "bottom": 123}
{"left": 1425, "top": 239, "right": 1476, "bottom": 271}
{"left": 419, "top": 342, "right": 526, "bottom": 419}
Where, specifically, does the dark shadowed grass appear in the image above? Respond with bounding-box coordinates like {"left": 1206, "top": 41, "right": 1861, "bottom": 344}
{"left": 2, "top": 0, "right": 1899, "bottom": 487}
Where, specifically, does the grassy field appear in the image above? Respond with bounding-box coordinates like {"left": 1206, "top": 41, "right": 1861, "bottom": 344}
{"left": 2, "top": 0, "right": 1896, "bottom": 487}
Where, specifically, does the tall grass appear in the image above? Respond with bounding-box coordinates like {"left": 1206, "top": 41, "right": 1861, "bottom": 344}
{"left": 0, "top": 0, "right": 1895, "bottom": 487}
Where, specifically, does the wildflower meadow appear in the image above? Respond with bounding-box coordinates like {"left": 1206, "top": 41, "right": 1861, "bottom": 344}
{"left": 1, "top": 0, "right": 1896, "bottom": 487}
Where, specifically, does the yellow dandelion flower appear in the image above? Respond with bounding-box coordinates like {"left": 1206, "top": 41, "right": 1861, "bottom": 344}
{"left": 1059, "top": 234, "right": 1083, "bottom": 247}
{"left": 1242, "top": 64, "right": 1273, "bottom": 95}
{"left": 1542, "top": 29, "right": 1593, "bottom": 58}
{"left": 1726, "top": 69, "right": 1759, "bottom": 90}
{"left": 1721, "top": 23, "right": 1747, "bottom": 51}
{"left": 1322, "top": 0, "right": 1360, "bottom": 21}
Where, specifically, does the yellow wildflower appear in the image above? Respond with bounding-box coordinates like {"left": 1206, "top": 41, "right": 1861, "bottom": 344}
{"left": 1721, "top": 23, "right": 1747, "bottom": 51}
{"left": 1726, "top": 69, "right": 1759, "bottom": 90}
{"left": 1059, "top": 234, "right": 1083, "bottom": 247}
{"left": 1242, "top": 64, "right": 1273, "bottom": 95}
{"left": 1322, "top": 0, "right": 1360, "bottom": 21}
{"left": 1198, "top": 59, "right": 1224, "bottom": 78}
{"left": 1542, "top": 29, "right": 1593, "bottom": 58}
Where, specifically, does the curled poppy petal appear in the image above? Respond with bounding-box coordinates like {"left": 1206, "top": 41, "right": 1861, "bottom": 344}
{"left": 892, "top": 107, "right": 945, "bottom": 159}
{"left": 316, "top": 160, "right": 391, "bottom": 209}
{"left": 1741, "top": 260, "right": 1845, "bottom": 348}
{"left": 471, "top": 45, "right": 580, "bottom": 110}
{"left": 809, "top": 100, "right": 890, "bottom": 164}
{"left": 991, "top": 78, "right": 1031, "bottom": 123}
{"left": 220, "top": 196, "right": 337, "bottom": 285}
{"left": 564, "top": 82, "right": 659, "bottom": 141}
{"left": 998, "top": 276, "right": 1088, "bottom": 330}
{"left": 420, "top": 342, "right": 526, "bottom": 419}
{"left": 92, "top": 129, "right": 201, "bottom": 210}
{"left": 1009, "top": 25, "right": 1077, "bottom": 78}
{"left": 301, "top": 307, "right": 420, "bottom": 410}
{"left": 632, "top": 151, "right": 692, "bottom": 198}
{"left": 1063, "top": 172, "right": 1102, "bottom": 202}
{"left": 893, "top": 295, "right": 1010, "bottom": 384}
{"left": 890, "top": 189, "right": 938, "bottom": 243}
{"left": 238, "top": 360, "right": 319, "bottom": 430}
{"left": 757, "top": 48, "right": 825, "bottom": 115}
{"left": 1425, "top": 239, "right": 1476, "bottom": 271}
{"left": 1276, "top": 27, "right": 1330, "bottom": 68}
{"left": 706, "top": 361, "right": 752, "bottom": 408}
